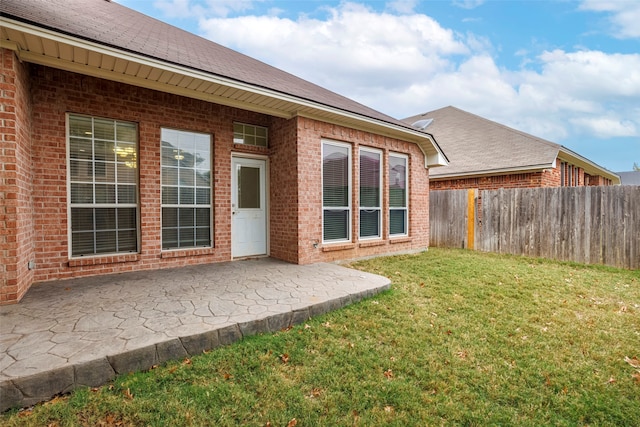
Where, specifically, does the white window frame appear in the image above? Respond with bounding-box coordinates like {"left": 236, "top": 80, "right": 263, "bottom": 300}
{"left": 160, "top": 128, "right": 213, "bottom": 250}
{"left": 67, "top": 114, "right": 139, "bottom": 258}
{"left": 389, "top": 152, "right": 409, "bottom": 237}
{"left": 322, "top": 139, "right": 352, "bottom": 244}
{"left": 359, "top": 147, "right": 382, "bottom": 240}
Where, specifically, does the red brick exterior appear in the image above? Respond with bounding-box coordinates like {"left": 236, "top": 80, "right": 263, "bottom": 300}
{"left": 1, "top": 50, "right": 35, "bottom": 303}
{"left": 268, "top": 116, "right": 300, "bottom": 264}
{"left": 431, "top": 159, "right": 612, "bottom": 192}
{"left": 0, "top": 51, "right": 430, "bottom": 303}
{"left": 295, "top": 117, "right": 429, "bottom": 265}
{"left": 430, "top": 171, "right": 553, "bottom": 191}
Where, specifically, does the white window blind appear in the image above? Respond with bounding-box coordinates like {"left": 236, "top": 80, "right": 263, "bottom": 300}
{"left": 359, "top": 148, "right": 381, "bottom": 239}
{"left": 389, "top": 153, "right": 408, "bottom": 236}
{"left": 322, "top": 141, "right": 351, "bottom": 243}
{"left": 161, "top": 129, "right": 212, "bottom": 249}
{"left": 68, "top": 115, "right": 138, "bottom": 257}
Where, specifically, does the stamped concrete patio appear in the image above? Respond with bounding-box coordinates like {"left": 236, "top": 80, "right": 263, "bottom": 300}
{"left": 0, "top": 258, "right": 390, "bottom": 411}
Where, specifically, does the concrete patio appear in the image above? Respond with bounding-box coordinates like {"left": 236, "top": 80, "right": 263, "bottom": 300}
{"left": 0, "top": 258, "right": 390, "bottom": 411}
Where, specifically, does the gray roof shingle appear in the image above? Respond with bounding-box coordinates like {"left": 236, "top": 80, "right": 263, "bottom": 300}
{"left": 404, "top": 106, "right": 563, "bottom": 177}
{"left": 617, "top": 171, "right": 640, "bottom": 185}
{"left": 0, "top": 0, "right": 410, "bottom": 129}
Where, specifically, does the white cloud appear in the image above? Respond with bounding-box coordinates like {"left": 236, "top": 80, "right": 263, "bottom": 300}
{"left": 193, "top": 2, "right": 639, "bottom": 146}
{"left": 198, "top": 2, "right": 468, "bottom": 96}
{"left": 570, "top": 116, "right": 637, "bottom": 138}
{"left": 536, "top": 50, "right": 640, "bottom": 99}
{"left": 580, "top": 0, "right": 640, "bottom": 39}
{"left": 188, "top": 1, "right": 638, "bottom": 158}
{"left": 469, "top": 49, "right": 640, "bottom": 141}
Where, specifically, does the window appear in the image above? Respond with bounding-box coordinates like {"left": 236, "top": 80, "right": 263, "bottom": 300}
{"left": 322, "top": 140, "right": 351, "bottom": 243}
{"left": 389, "top": 153, "right": 408, "bottom": 236}
{"left": 233, "top": 123, "right": 268, "bottom": 147}
{"left": 359, "top": 148, "right": 382, "bottom": 239}
{"left": 161, "top": 128, "right": 212, "bottom": 249}
{"left": 68, "top": 114, "right": 138, "bottom": 257}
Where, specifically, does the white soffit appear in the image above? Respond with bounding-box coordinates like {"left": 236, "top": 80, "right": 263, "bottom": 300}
{"left": 557, "top": 149, "right": 620, "bottom": 184}
{"left": 0, "top": 17, "right": 447, "bottom": 166}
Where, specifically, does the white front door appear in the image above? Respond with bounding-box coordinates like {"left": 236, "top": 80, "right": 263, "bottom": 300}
{"left": 231, "top": 157, "right": 267, "bottom": 258}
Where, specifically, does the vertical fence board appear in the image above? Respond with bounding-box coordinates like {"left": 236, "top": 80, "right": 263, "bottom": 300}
{"left": 549, "top": 188, "right": 558, "bottom": 260}
{"left": 588, "top": 187, "right": 601, "bottom": 265}
{"left": 626, "top": 186, "right": 640, "bottom": 269}
{"left": 583, "top": 188, "right": 591, "bottom": 265}
{"left": 533, "top": 188, "right": 544, "bottom": 258}
{"left": 467, "top": 189, "right": 476, "bottom": 250}
{"left": 483, "top": 190, "right": 498, "bottom": 252}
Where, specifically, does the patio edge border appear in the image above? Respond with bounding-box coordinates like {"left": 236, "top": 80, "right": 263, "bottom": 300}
{"left": 1, "top": 281, "right": 390, "bottom": 412}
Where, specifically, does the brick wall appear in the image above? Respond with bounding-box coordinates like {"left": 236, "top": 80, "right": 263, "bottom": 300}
{"left": 431, "top": 159, "right": 612, "bottom": 192}
{"left": 585, "top": 174, "right": 612, "bottom": 186}
{"left": 2, "top": 61, "right": 432, "bottom": 303}
{"left": 17, "top": 64, "right": 277, "bottom": 296}
{"left": 0, "top": 49, "right": 35, "bottom": 303}
{"left": 431, "top": 170, "right": 555, "bottom": 191}
{"left": 268, "top": 116, "right": 299, "bottom": 263}
{"left": 295, "top": 117, "right": 430, "bottom": 264}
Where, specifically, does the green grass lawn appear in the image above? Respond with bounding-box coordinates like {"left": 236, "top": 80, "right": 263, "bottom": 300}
{"left": 3, "top": 249, "right": 639, "bottom": 426}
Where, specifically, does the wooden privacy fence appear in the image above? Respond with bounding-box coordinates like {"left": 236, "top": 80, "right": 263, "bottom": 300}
{"left": 429, "top": 186, "right": 640, "bottom": 269}
{"left": 429, "top": 189, "right": 474, "bottom": 249}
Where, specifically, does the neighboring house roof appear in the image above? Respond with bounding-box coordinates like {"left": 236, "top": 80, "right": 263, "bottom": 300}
{"left": 617, "top": 171, "right": 640, "bottom": 185}
{"left": 0, "top": 0, "right": 447, "bottom": 167}
{"left": 403, "top": 106, "right": 619, "bottom": 183}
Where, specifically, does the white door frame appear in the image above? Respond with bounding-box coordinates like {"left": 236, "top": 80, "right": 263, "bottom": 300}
{"left": 231, "top": 154, "right": 269, "bottom": 258}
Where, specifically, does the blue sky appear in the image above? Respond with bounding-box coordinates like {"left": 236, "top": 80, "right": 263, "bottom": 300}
{"left": 117, "top": 0, "right": 639, "bottom": 172}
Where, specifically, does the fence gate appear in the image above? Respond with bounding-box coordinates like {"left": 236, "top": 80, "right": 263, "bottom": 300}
{"left": 429, "top": 189, "right": 476, "bottom": 249}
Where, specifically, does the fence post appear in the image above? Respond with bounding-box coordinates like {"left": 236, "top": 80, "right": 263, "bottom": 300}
{"left": 467, "top": 189, "right": 476, "bottom": 250}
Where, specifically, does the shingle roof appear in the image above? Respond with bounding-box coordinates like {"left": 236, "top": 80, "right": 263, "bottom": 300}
{"left": 617, "top": 171, "right": 640, "bottom": 185}
{"left": 404, "top": 106, "right": 620, "bottom": 184}
{"left": 404, "top": 106, "right": 601, "bottom": 179}
{"left": 0, "top": 0, "right": 409, "bottom": 129}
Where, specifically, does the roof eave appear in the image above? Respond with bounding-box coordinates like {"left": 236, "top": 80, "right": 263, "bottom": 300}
{"left": 1, "top": 15, "right": 447, "bottom": 168}
{"left": 557, "top": 147, "right": 621, "bottom": 185}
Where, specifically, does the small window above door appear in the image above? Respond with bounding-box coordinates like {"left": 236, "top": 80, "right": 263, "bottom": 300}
{"left": 233, "top": 123, "right": 268, "bottom": 147}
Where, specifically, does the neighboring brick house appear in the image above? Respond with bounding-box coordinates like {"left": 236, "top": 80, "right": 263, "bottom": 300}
{"left": 0, "top": 0, "right": 448, "bottom": 304}
{"left": 403, "top": 106, "right": 619, "bottom": 191}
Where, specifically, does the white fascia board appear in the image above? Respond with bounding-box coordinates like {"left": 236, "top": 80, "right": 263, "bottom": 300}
{"left": 1, "top": 19, "right": 304, "bottom": 111}
{"left": 2, "top": 17, "right": 447, "bottom": 165}
{"left": 10, "top": 47, "right": 296, "bottom": 119}
{"left": 557, "top": 148, "right": 620, "bottom": 184}
{"left": 426, "top": 152, "right": 448, "bottom": 168}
